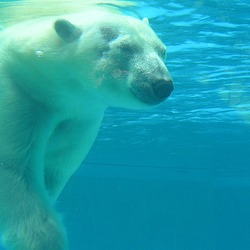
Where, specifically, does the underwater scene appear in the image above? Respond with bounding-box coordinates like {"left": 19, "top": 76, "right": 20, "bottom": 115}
{"left": 0, "top": 0, "right": 250, "bottom": 249}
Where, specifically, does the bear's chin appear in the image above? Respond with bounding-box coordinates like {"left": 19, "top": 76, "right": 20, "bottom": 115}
{"left": 130, "top": 87, "right": 163, "bottom": 105}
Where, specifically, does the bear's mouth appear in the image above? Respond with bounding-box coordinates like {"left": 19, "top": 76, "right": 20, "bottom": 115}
{"left": 130, "top": 79, "right": 173, "bottom": 105}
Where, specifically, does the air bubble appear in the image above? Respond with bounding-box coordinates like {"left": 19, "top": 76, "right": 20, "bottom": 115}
{"left": 35, "top": 50, "right": 44, "bottom": 58}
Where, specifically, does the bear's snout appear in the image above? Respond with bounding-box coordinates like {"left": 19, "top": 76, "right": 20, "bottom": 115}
{"left": 130, "top": 78, "right": 173, "bottom": 105}
{"left": 152, "top": 79, "right": 173, "bottom": 100}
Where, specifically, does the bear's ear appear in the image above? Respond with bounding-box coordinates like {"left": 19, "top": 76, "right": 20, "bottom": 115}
{"left": 54, "top": 19, "right": 82, "bottom": 42}
{"left": 142, "top": 17, "right": 149, "bottom": 25}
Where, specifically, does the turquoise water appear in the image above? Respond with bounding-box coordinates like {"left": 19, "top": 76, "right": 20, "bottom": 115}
{"left": 1, "top": 0, "right": 250, "bottom": 249}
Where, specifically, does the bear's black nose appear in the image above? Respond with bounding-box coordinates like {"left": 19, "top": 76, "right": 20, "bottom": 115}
{"left": 152, "top": 79, "right": 174, "bottom": 100}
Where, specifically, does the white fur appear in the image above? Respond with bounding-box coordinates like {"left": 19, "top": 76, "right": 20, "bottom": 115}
{"left": 0, "top": 1, "right": 171, "bottom": 249}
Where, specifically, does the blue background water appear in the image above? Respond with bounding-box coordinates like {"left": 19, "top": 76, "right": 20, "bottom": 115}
{"left": 1, "top": 0, "right": 250, "bottom": 249}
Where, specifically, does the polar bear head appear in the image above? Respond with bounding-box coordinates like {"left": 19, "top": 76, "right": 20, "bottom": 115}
{"left": 52, "top": 11, "right": 173, "bottom": 110}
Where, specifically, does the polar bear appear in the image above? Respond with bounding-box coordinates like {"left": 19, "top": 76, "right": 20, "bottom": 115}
{"left": 0, "top": 0, "right": 173, "bottom": 249}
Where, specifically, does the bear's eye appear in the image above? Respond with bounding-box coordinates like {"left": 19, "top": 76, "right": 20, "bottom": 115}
{"left": 119, "top": 42, "right": 135, "bottom": 53}
{"left": 118, "top": 39, "right": 142, "bottom": 54}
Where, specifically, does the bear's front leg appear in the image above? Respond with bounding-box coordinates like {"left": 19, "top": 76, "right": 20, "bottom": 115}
{"left": 0, "top": 87, "right": 67, "bottom": 250}
{"left": 0, "top": 167, "right": 67, "bottom": 250}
